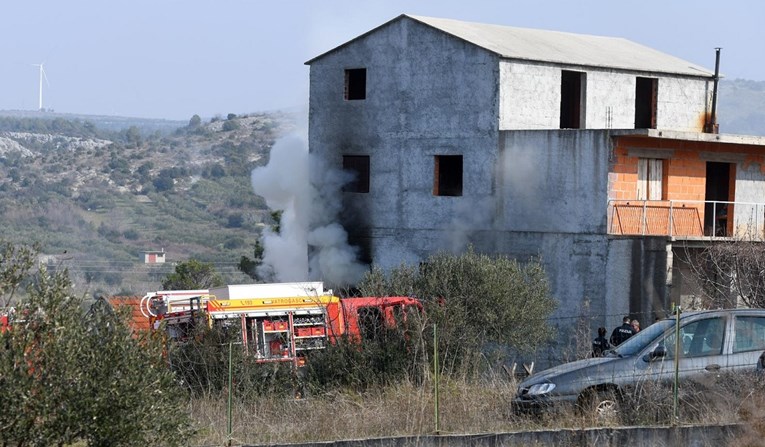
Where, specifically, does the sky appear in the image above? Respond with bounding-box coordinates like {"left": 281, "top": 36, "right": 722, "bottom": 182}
{"left": 1, "top": 1, "right": 763, "bottom": 121}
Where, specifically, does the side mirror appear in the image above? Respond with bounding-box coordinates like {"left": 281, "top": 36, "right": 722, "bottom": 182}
{"left": 649, "top": 345, "right": 667, "bottom": 360}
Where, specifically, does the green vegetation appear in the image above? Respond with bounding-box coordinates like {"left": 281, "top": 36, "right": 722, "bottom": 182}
{"left": 152, "top": 251, "right": 765, "bottom": 446}
{"left": 359, "top": 248, "right": 557, "bottom": 372}
{"left": 162, "top": 259, "right": 225, "bottom": 290}
{"left": 0, "top": 242, "right": 192, "bottom": 446}
{"left": 172, "top": 249, "right": 556, "bottom": 397}
{"left": 0, "top": 111, "right": 296, "bottom": 298}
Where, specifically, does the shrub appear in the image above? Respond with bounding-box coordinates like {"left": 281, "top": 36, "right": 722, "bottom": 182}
{"left": 223, "top": 236, "right": 245, "bottom": 250}
{"left": 153, "top": 175, "right": 174, "bottom": 192}
{"left": 359, "top": 248, "right": 557, "bottom": 376}
{"left": 226, "top": 213, "right": 244, "bottom": 228}
{"left": 169, "top": 322, "right": 295, "bottom": 399}
{"left": 222, "top": 120, "right": 240, "bottom": 132}
{"left": 0, "top": 256, "right": 193, "bottom": 446}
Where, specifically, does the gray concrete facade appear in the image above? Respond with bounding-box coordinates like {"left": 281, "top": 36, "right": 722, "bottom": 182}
{"left": 499, "top": 63, "right": 711, "bottom": 131}
{"left": 306, "top": 15, "right": 736, "bottom": 346}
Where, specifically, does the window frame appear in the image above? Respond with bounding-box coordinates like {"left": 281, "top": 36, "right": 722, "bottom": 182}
{"left": 344, "top": 68, "right": 367, "bottom": 101}
{"left": 635, "top": 77, "right": 658, "bottom": 129}
{"left": 342, "top": 154, "right": 370, "bottom": 193}
{"left": 433, "top": 155, "right": 463, "bottom": 197}
{"left": 637, "top": 157, "right": 667, "bottom": 200}
{"left": 560, "top": 70, "right": 586, "bottom": 129}
{"left": 733, "top": 316, "right": 765, "bottom": 354}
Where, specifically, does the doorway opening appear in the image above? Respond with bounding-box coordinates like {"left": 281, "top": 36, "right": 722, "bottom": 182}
{"left": 704, "top": 162, "right": 733, "bottom": 236}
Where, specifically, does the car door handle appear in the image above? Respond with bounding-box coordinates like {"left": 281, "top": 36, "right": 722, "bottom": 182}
{"left": 705, "top": 364, "right": 721, "bottom": 371}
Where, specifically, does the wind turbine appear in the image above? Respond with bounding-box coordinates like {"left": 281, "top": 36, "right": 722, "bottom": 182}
{"left": 32, "top": 63, "right": 50, "bottom": 112}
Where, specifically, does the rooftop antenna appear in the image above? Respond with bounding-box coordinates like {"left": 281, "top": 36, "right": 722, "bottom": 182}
{"left": 31, "top": 63, "right": 50, "bottom": 112}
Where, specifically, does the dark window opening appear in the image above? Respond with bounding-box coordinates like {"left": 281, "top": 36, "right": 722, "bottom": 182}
{"left": 434, "top": 155, "right": 463, "bottom": 197}
{"left": 704, "top": 161, "right": 734, "bottom": 236}
{"left": 560, "top": 70, "right": 585, "bottom": 129}
{"left": 344, "top": 68, "right": 366, "bottom": 100}
{"left": 342, "top": 155, "right": 370, "bottom": 193}
{"left": 635, "top": 77, "right": 658, "bottom": 129}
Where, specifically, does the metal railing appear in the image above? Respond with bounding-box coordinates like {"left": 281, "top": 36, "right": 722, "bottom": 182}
{"left": 607, "top": 199, "right": 765, "bottom": 240}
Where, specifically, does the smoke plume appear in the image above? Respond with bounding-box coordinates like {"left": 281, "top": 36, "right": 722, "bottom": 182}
{"left": 251, "top": 135, "right": 366, "bottom": 287}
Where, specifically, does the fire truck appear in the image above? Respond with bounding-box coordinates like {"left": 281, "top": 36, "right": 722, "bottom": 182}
{"left": 0, "top": 308, "right": 11, "bottom": 333}
{"left": 146, "top": 282, "right": 422, "bottom": 366}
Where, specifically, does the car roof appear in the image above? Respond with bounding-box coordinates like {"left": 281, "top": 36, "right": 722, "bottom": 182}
{"left": 665, "top": 308, "right": 765, "bottom": 321}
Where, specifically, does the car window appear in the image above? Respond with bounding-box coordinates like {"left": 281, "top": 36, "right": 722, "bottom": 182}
{"left": 612, "top": 319, "right": 674, "bottom": 357}
{"left": 660, "top": 317, "right": 724, "bottom": 358}
{"left": 733, "top": 316, "right": 765, "bottom": 353}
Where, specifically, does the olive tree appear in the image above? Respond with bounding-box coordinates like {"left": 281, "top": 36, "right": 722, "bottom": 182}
{"left": 0, "top": 240, "right": 39, "bottom": 307}
{"left": 162, "top": 259, "right": 224, "bottom": 290}
{"left": 0, "top": 242, "right": 193, "bottom": 446}
{"left": 358, "top": 248, "right": 557, "bottom": 377}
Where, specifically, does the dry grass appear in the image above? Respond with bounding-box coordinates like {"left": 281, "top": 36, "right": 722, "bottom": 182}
{"left": 188, "top": 371, "right": 765, "bottom": 446}
{"left": 190, "top": 376, "right": 534, "bottom": 445}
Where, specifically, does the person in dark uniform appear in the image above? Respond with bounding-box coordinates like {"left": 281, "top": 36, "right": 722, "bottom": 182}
{"left": 592, "top": 327, "right": 611, "bottom": 357}
{"left": 610, "top": 316, "right": 636, "bottom": 346}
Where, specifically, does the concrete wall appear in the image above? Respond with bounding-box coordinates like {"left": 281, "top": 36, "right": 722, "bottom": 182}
{"left": 499, "top": 61, "right": 711, "bottom": 132}
{"left": 354, "top": 130, "right": 617, "bottom": 324}
{"left": 734, "top": 161, "right": 765, "bottom": 238}
{"left": 252, "top": 424, "right": 741, "bottom": 447}
{"left": 659, "top": 76, "right": 712, "bottom": 132}
{"left": 497, "top": 130, "right": 611, "bottom": 234}
{"left": 605, "top": 238, "right": 670, "bottom": 329}
{"left": 308, "top": 16, "right": 500, "bottom": 263}
{"left": 498, "top": 62, "right": 561, "bottom": 130}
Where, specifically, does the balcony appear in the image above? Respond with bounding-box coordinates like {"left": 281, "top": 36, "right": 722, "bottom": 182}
{"left": 608, "top": 200, "right": 765, "bottom": 240}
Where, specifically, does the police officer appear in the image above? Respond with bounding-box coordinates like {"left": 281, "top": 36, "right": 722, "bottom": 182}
{"left": 610, "top": 316, "right": 636, "bottom": 346}
{"left": 592, "top": 327, "right": 611, "bottom": 357}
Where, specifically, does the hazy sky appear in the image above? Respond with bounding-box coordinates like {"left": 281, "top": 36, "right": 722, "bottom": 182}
{"left": 1, "top": 1, "right": 762, "bottom": 121}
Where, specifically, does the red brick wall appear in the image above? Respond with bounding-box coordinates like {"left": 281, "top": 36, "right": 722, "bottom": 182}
{"left": 609, "top": 136, "right": 765, "bottom": 236}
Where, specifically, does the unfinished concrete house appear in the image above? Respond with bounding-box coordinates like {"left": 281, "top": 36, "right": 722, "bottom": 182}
{"left": 306, "top": 14, "right": 765, "bottom": 333}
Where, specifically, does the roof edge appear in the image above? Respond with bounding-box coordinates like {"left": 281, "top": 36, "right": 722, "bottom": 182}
{"left": 305, "top": 14, "right": 410, "bottom": 65}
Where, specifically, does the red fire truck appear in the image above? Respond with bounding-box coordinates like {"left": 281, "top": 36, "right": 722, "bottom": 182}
{"left": 148, "top": 282, "right": 422, "bottom": 366}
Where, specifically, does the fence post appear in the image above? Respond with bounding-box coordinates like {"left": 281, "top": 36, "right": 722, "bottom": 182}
{"left": 673, "top": 305, "right": 681, "bottom": 424}
{"left": 669, "top": 201, "right": 674, "bottom": 237}
{"left": 434, "top": 323, "right": 440, "bottom": 435}
{"left": 227, "top": 341, "right": 233, "bottom": 447}
{"left": 642, "top": 200, "right": 647, "bottom": 235}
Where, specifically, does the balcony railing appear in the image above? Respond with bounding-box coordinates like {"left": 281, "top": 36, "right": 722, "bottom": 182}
{"left": 607, "top": 200, "right": 765, "bottom": 240}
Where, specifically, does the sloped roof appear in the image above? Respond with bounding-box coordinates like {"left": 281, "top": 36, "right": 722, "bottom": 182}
{"left": 106, "top": 296, "right": 151, "bottom": 332}
{"left": 307, "top": 14, "right": 714, "bottom": 78}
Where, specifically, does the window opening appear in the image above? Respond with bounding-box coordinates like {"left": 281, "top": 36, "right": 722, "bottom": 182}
{"left": 704, "top": 161, "right": 734, "bottom": 236}
{"left": 344, "top": 68, "right": 366, "bottom": 100}
{"left": 635, "top": 77, "right": 658, "bottom": 129}
{"left": 560, "top": 70, "right": 585, "bottom": 129}
{"left": 637, "top": 158, "right": 665, "bottom": 200}
{"left": 433, "top": 155, "right": 463, "bottom": 197}
{"left": 342, "top": 155, "right": 370, "bottom": 193}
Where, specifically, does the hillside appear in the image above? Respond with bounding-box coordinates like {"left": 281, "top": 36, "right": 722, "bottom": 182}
{"left": 0, "top": 78, "right": 762, "bottom": 298}
{"left": 718, "top": 78, "right": 765, "bottom": 135}
{"left": 0, "top": 111, "right": 297, "bottom": 298}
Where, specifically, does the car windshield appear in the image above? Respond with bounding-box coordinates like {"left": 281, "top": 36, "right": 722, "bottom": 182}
{"left": 608, "top": 319, "right": 675, "bottom": 357}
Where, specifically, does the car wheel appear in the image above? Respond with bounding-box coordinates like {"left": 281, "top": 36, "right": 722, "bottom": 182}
{"left": 578, "top": 388, "right": 621, "bottom": 424}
